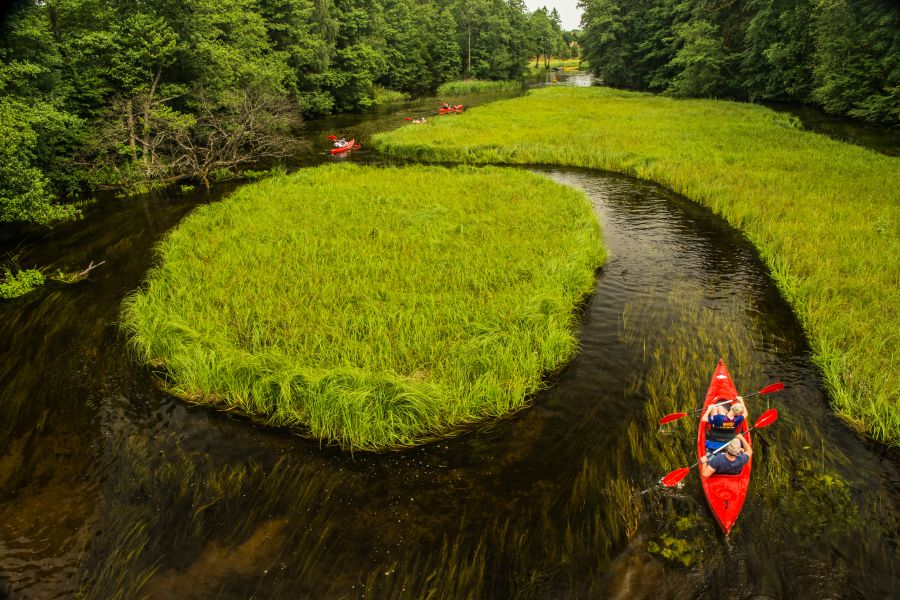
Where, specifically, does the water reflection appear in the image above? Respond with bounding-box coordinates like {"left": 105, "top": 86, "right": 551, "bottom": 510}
{"left": 767, "top": 102, "right": 900, "bottom": 157}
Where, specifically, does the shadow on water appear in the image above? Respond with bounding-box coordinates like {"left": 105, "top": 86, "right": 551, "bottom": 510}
{"left": 766, "top": 102, "right": 900, "bottom": 157}
{"left": 1, "top": 79, "right": 898, "bottom": 599}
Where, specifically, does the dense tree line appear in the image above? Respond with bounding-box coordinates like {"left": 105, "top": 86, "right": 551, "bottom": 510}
{"left": 579, "top": 0, "right": 900, "bottom": 125}
{"left": 0, "top": 0, "right": 575, "bottom": 227}
{"left": 529, "top": 7, "right": 579, "bottom": 68}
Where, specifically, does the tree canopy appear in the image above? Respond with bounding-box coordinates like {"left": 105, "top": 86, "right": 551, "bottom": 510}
{"left": 579, "top": 0, "right": 900, "bottom": 124}
{"left": 0, "top": 0, "right": 541, "bottom": 226}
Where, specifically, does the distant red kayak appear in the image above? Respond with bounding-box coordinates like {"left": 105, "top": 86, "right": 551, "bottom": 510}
{"left": 330, "top": 139, "right": 360, "bottom": 155}
{"left": 697, "top": 359, "right": 751, "bottom": 535}
{"left": 437, "top": 105, "right": 464, "bottom": 114}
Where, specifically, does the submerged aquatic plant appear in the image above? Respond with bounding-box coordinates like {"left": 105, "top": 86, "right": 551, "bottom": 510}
{"left": 122, "top": 164, "right": 604, "bottom": 450}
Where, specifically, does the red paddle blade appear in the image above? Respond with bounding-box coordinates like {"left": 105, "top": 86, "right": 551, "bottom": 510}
{"left": 752, "top": 408, "right": 779, "bottom": 429}
{"left": 660, "top": 467, "right": 691, "bottom": 487}
{"left": 659, "top": 412, "right": 688, "bottom": 425}
{"left": 328, "top": 135, "right": 337, "bottom": 140}
{"left": 758, "top": 382, "right": 784, "bottom": 395}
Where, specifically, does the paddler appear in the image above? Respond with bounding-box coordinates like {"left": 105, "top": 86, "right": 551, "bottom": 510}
{"left": 703, "top": 398, "right": 745, "bottom": 452}
{"left": 700, "top": 435, "right": 752, "bottom": 477}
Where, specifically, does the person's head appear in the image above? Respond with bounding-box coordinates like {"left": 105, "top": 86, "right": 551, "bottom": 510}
{"left": 725, "top": 438, "right": 742, "bottom": 456}
{"left": 730, "top": 402, "right": 744, "bottom": 416}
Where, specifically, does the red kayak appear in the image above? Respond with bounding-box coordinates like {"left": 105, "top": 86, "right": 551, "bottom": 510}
{"left": 438, "top": 105, "right": 464, "bottom": 114}
{"left": 697, "top": 359, "right": 751, "bottom": 535}
{"left": 330, "top": 139, "right": 360, "bottom": 155}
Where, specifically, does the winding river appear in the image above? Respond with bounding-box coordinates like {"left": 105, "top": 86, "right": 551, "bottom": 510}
{"left": 1, "top": 76, "right": 898, "bottom": 598}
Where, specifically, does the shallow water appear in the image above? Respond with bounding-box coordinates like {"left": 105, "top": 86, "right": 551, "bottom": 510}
{"left": 767, "top": 102, "right": 900, "bottom": 157}
{"left": 1, "top": 79, "right": 898, "bottom": 599}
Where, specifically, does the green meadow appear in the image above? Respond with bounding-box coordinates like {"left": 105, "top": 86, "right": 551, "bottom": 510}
{"left": 373, "top": 86, "right": 900, "bottom": 447}
{"left": 122, "top": 164, "right": 604, "bottom": 450}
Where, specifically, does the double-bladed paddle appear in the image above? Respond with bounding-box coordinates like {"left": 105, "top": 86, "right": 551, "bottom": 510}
{"left": 658, "top": 382, "right": 784, "bottom": 426}
{"left": 658, "top": 408, "right": 779, "bottom": 488}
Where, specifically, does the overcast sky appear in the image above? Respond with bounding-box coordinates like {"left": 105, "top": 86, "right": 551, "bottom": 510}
{"left": 524, "top": 0, "right": 583, "bottom": 31}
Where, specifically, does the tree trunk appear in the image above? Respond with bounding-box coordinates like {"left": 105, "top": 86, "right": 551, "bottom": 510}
{"left": 126, "top": 98, "right": 137, "bottom": 162}
{"left": 141, "top": 66, "right": 163, "bottom": 176}
{"left": 467, "top": 20, "right": 472, "bottom": 75}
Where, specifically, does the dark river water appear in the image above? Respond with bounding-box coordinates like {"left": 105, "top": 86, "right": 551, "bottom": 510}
{"left": 1, "top": 75, "right": 898, "bottom": 599}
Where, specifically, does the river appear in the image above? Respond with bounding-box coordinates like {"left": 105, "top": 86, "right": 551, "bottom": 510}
{"left": 1, "top": 74, "right": 898, "bottom": 598}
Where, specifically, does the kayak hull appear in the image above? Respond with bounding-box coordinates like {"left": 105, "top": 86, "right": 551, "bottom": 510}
{"left": 330, "top": 139, "right": 359, "bottom": 155}
{"left": 697, "top": 359, "right": 751, "bottom": 535}
{"left": 438, "top": 106, "right": 464, "bottom": 114}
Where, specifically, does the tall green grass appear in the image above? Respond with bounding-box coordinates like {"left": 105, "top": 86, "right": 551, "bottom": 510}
{"left": 372, "top": 85, "right": 409, "bottom": 105}
{"left": 373, "top": 86, "right": 900, "bottom": 447}
{"left": 121, "top": 164, "right": 604, "bottom": 450}
{"left": 438, "top": 79, "right": 524, "bottom": 95}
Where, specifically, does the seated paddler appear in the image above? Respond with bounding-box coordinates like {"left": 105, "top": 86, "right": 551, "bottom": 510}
{"left": 703, "top": 398, "right": 745, "bottom": 452}
{"left": 700, "top": 435, "right": 752, "bottom": 477}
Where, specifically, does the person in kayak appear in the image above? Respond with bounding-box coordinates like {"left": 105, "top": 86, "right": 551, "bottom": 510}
{"left": 703, "top": 398, "right": 745, "bottom": 452}
{"left": 700, "top": 435, "right": 752, "bottom": 477}
{"left": 334, "top": 137, "right": 347, "bottom": 148}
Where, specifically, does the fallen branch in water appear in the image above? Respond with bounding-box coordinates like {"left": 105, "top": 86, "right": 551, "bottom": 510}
{"left": 50, "top": 260, "right": 106, "bottom": 284}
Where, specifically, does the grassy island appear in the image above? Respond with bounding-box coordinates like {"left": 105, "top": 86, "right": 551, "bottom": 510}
{"left": 122, "top": 164, "right": 604, "bottom": 450}
{"left": 373, "top": 86, "right": 900, "bottom": 447}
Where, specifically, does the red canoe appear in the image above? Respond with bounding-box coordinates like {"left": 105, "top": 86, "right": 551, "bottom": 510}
{"left": 697, "top": 359, "right": 751, "bottom": 535}
{"left": 330, "top": 139, "right": 360, "bottom": 155}
{"left": 438, "top": 105, "right": 464, "bottom": 114}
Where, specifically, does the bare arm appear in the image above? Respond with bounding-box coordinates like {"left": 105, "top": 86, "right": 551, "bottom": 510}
{"left": 736, "top": 433, "right": 753, "bottom": 459}
{"left": 699, "top": 455, "right": 715, "bottom": 478}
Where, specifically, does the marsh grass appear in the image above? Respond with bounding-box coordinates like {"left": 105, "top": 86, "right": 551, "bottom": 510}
{"left": 437, "top": 79, "right": 524, "bottom": 95}
{"left": 373, "top": 85, "right": 409, "bottom": 105}
{"left": 122, "top": 164, "right": 604, "bottom": 450}
{"left": 374, "top": 86, "right": 900, "bottom": 447}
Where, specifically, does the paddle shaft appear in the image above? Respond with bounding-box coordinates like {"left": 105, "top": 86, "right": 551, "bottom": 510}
{"left": 657, "top": 382, "right": 784, "bottom": 424}
{"left": 685, "top": 417, "right": 770, "bottom": 472}
{"left": 658, "top": 408, "right": 779, "bottom": 488}
{"left": 639, "top": 435, "right": 747, "bottom": 494}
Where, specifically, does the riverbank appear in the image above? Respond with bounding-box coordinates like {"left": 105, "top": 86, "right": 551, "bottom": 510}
{"left": 121, "top": 164, "right": 604, "bottom": 450}
{"left": 373, "top": 86, "right": 900, "bottom": 447}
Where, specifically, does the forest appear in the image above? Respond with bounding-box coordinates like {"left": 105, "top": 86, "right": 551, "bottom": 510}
{"left": 0, "top": 0, "right": 573, "bottom": 227}
{"left": 578, "top": 0, "right": 899, "bottom": 125}
{"left": 4, "top": 0, "right": 898, "bottom": 231}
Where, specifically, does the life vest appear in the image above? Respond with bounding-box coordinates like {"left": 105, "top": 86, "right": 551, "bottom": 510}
{"left": 706, "top": 414, "right": 744, "bottom": 443}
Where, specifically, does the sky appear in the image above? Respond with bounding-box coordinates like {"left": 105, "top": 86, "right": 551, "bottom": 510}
{"left": 524, "top": 0, "right": 584, "bottom": 31}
